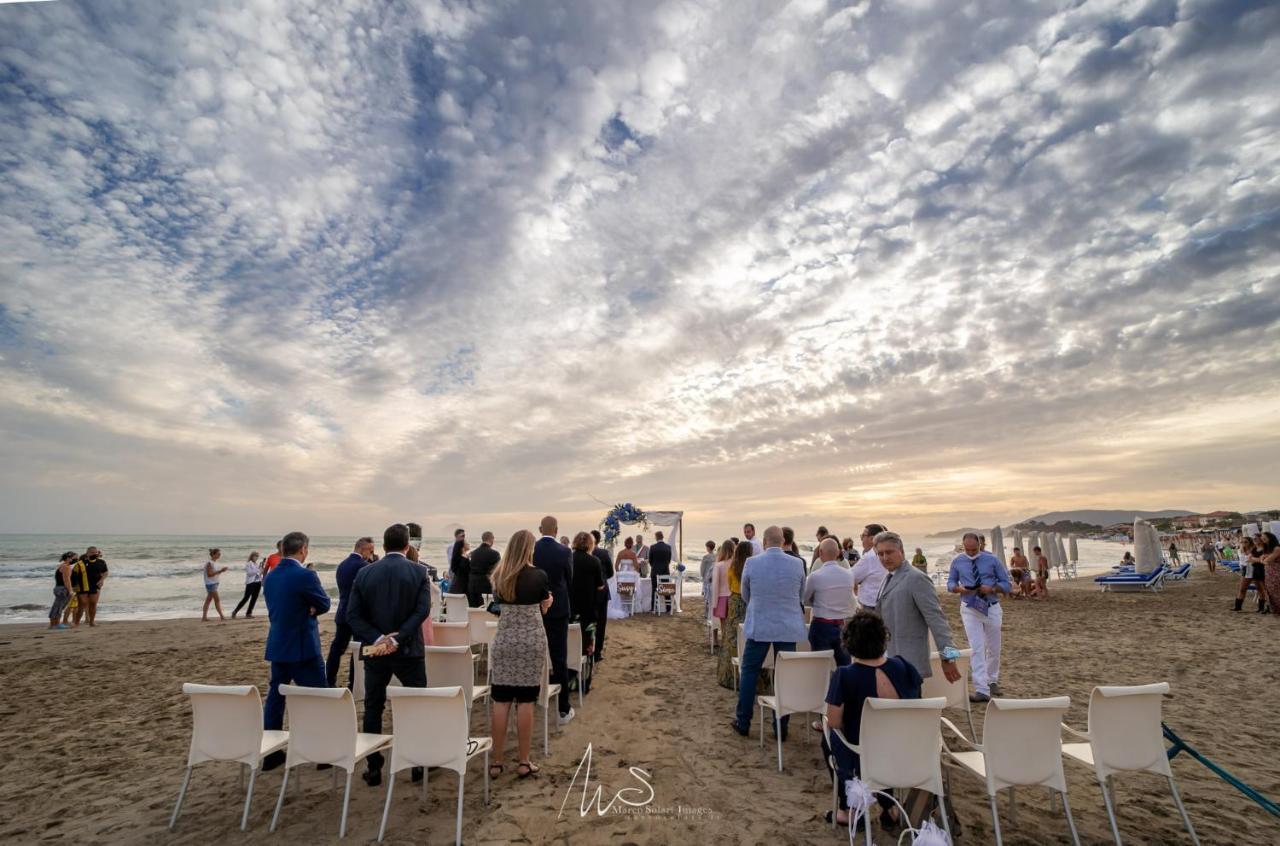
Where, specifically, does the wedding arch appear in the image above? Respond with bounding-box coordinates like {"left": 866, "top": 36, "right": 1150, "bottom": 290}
{"left": 598, "top": 502, "right": 686, "bottom": 564}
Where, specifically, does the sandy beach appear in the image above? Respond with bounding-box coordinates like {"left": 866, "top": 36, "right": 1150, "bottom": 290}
{"left": 1, "top": 569, "right": 1277, "bottom": 845}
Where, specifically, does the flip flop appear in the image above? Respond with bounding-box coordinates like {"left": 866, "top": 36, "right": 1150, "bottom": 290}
{"left": 517, "top": 761, "right": 540, "bottom": 779}
{"left": 488, "top": 763, "right": 505, "bottom": 779}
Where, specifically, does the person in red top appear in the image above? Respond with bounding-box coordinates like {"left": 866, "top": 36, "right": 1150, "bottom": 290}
{"left": 261, "top": 540, "right": 284, "bottom": 578}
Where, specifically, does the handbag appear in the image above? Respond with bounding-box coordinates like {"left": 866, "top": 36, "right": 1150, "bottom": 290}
{"left": 486, "top": 599, "right": 501, "bottom": 616}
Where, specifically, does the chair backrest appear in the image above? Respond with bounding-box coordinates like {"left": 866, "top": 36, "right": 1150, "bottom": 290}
{"left": 981, "top": 697, "right": 1071, "bottom": 792}
{"left": 773, "top": 651, "right": 835, "bottom": 714}
{"left": 1086, "top": 683, "right": 1172, "bottom": 777}
{"left": 444, "top": 593, "right": 469, "bottom": 623}
{"left": 425, "top": 646, "right": 477, "bottom": 710}
{"left": 386, "top": 686, "right": 471, "bottom": 775}
{"left": 857, "top": 697, "right": 947, "bottom": 792}
{"left": 182, "top": 683, "right": 265, "bottom": 766}
{"left": 923, "top": 649, "right": 972, "bottom": 711}
{"left": 430, "top": 580, "right": 443, "bottom": 620}
{"left": 467, "top": 607, "right": 497, "bottom": 644}
{"left": 433, "top": 621, "right": 471, "bottom": 648}
{"left": 279, "top": 684, "right": 358, "bottom": 769}
{"left": 567, "top": 622, "right": 583, "bottom": 659}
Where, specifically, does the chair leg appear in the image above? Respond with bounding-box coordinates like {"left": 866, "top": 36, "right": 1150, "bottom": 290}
{"left": 543, "top": 703, "right": 550, "bottom": 756}
{"left": 169, "top": 766, "right": 193, "bottom": 830}
{"left": 775, "top": 712, "right": 783, "bottom": 772}
{"left": 758, "top": 703, "right": 764, "bottom": 748}
{"left": 455, "top": 772, "right": 465, "bottom": 846}
{"left": 967, "top": 706, "right": 977, "bottom": 743}
{"left": 1061, "top": 789, "right": 1081, "bottom": 846}
{"left": 937, "top": 790, "right": 952, "bottom": 840}
{"left": 483, "top": 750, "right": 490, "bottom": 805}
{"left": 863, "top": 805, "right": 874, "bottom": 846}
{"left": 270, "top": 768, "right": 290, "bottom": 832}
{"left": 339, "top": 771, "right": 353, "bottom": 838}
{"left": 378, "top": 771, "right": 395, "bottom": 842}
{"left": 423, "top": 765, "right": 430, "bottom": 804}
{"left": 989, "top": 794, "right": 1003, "bottom": 846}
{"left": 1098, "top": 776, "right": 1123, "bottom": 846}
{"left": 1167, "top": 775, "right": 1200, "bottom": 846}
{"left": 240, "top": 766, "right": 259, "bottom": 831}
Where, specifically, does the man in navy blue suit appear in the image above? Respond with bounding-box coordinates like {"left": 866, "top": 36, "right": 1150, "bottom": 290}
{"left": 261, "top": 530, "right": 330, "bottom": 768}
{"left": 324, "top": 536, "right": 374, "bottom": 687}
{"left": 534, "top": 515, "right": 575, "bottom": 725}
{"left": 648, "top": 531, "right": 673, "bottom": 612}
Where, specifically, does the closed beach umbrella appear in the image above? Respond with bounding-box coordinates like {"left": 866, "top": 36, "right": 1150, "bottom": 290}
{"left": 1068, "top": 535, "right": 1079, "bottom": 562}
{"left": 1012, "top": 529, "right": 1023, "bottom": 557}
{"left": 1057, "top": 535, "right": 1069, "bottom": 571}
{"left": 1045, "top": 533, "right": 1057, "bottom": 567}
{"left": 1133, "top": 518, "right": 1156, "bottom": 573}
{"left": 990, "top": 526, "right": 1006, "bottom": 565}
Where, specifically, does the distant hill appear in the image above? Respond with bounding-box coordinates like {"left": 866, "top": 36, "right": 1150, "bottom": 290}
{"left": 1020, "top": 509, "right": 1194, "bottom": 526}
{"left": 925, "top": 527, "right": 984, "bottom": 539}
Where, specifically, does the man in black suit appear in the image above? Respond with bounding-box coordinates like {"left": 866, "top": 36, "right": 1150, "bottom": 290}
{"left": 648, "top": 530, "right": 673, "bottom": 612}
{"left": 534, "top": 515, "right": 574, "bottom": 725}
{"left": 467, "top": 531, "right": 500, "bottom": 607}
{"left": 590, "top": 529, "right": 613, "bottom": 660}
{"left": 347, "top": 523, "right": 432, "bottom": 786}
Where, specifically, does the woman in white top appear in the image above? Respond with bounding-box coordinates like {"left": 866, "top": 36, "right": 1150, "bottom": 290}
{"left": 202, "top": 548, "right": 230, "bottom": 622}
{"left": 231, "top": 550, "right": 263, "bottom": 619}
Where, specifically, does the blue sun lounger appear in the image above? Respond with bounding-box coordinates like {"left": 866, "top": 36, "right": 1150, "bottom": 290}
{"left": 1095, "top": 565, "right": 1166, "bottom": 592}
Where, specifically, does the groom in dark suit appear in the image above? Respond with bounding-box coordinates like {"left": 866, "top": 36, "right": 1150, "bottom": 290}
{"left": 648, "top": 531, "right": 672, "bottom": 612}
{"left": 534, "top": 515, "right": 575, "bottom": 724}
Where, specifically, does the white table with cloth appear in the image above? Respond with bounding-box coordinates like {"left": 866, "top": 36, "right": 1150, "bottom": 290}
{"left": 607, "top": 571, "right": 652, "bottom": 619}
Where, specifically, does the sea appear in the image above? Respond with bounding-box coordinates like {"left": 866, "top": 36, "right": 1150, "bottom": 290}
{"left": 0, "top": 532, "right": 1129, "bottom": 624}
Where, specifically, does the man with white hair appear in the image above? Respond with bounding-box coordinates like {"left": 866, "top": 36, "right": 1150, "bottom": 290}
{"left": 802, "top": 538, "right": 856, "bottom": 665}
{"left": 873, "top": 531, "right": 961, "bottom": 686}
{"left": 948, "top": 531, "right": 1011, "bottom": 701}
{"left": 730, "top": 526, "right": 807, "bottom": 739}
{"left": 849, "top": 522, "right": 889, "bottom": 611}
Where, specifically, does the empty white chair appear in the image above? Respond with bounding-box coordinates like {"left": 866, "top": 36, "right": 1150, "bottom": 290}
{"left": 566, "top": 623, "right": 587, "bottom": 709}
{"left": 170, "top": 683, "right": 289, "bottom": 832}
{"left": 943, "top": 696, "right": 1080, "bottom": 846}
{"left": 537, "top": 647, "right": 562, "bottom": 755}
{"left": 756, "top": 650, "right": 835, "bottom": 770}
{"left": 1061, "top": 683, "right": 1199, "bottom": 846}
{"left": 433, "top": 621, "right": 472, "bottom": 648}
{"left": 923, "top": 648, "right": 977, "bottom": 740}
{"left": 827, "top": 697, "right": 951, "bottom": 844}
{"left": 655, "top": 575, "right": 676, "bottom": 614}
{"left": 444, "top": 593, "right": 469, "bottom": 623}
{"left": 615, "top": 573, "right": 638, "bottom": 616}
{"left": 430, "top": 580, "right": 444, "bottom": 621}
{"left": 269, "top": 685, "right": 392, "bottom": 839}
{"left": 467, "top": 607, "right": 498, "bottom": 668}
{"left": 705, "top": 616, "right": 718, "bottom": 654}
{"left": 426, "top": 645, "right": 491, "bottom": 722}
{"left": 377, "top": 686, "right": 492, "bottom": 845}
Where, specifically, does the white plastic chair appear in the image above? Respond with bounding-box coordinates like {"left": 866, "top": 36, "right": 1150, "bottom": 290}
{"left": 426, "top": 645, "right": 491, "bottom": 725}
{"left": 537, "top": 647, "right": 563, "bottom": 755}
{"left": 1061, "top": 683, "right": 1199, "bottom": 845}
{"left": 616, "top": 573, "right": 638, "bottom": 616}
{"left": 943, "top": 696, "right": 1081, "bottom": 846}
{"left": 170, "top": 683, "right": 289, "bottom": 832}
{"left": 730, "top": 623, "right": 745, "bottom": 689}
{"left": 377, "top": 686, "right": 492, "bottom": 845}
{"left": 467, "top": 608, "right": 498, "bottom": 677}
{"left": 655, "top": 575, "right": 676, "bottom": 614}
{"left": 269, "top": 685, "right": 392, "bottom": 839}
{"left": 444, "top": 593, "right": 469, "bottom": 623}
{"left": 826, "top": 697, "right": 951, "bottom": 844}
{"left": 923, "top": 648, "right": 977, "bottom": 741}
{"left": 566, "top": 623, "right": 588, "bottom": 709}
{"left": 430, "top": 580, "right": 444, "bottom": 621}
{"left": 756, "top": 650, "right": 835, "bottom": 770}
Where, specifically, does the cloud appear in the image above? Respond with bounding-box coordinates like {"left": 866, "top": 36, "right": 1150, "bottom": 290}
{"left": 1, "top": 0, "right": 1278, "bottom": 538}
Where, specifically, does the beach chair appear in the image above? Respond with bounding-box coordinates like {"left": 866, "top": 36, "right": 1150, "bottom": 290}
{"left": 567, "top": 623, "right": 587, "bottom": 709}
{"left": 1164, "top": 563, "right": 1192, "bottom": 582}
{"left": 825, "top": 697, "right": 952, "bottom": 844}
{"left": 269, "top": 685, "right": 392, "bottom": 839}
{"left": 170, "top": 683, "right": 289, "bottom": 832}
{"left": 443, "top": 593, "right": 469, "bottom": 623}
{"left": 756, "top": 650, "right": 835, "bottom": 771}
{"left": 1061, "top": 683, "right": 1199, "bottom": 846}
{"left": 376, "top": 686, "right": 491, "bottom": 844}
{"left": 466, "top": 607, "right": 498, "bottom": 678}
{"left": 426, "top": 645, "right": 491, "bottom": 727}
{"left": 1094, "top": 566, "right": 1166, "bottom": 593}
{"left": 923, "top": 648, "right": 977, "bottom": 741}
{"left": 537, "top": 647, "right": 563, "bottom": 756}
{"left": 942, "top": 696, "right": 1081, "bottom": 846}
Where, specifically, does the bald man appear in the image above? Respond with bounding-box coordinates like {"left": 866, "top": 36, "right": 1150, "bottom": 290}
{"left": 802, "top": 538, "right": 856, "bottom": 666}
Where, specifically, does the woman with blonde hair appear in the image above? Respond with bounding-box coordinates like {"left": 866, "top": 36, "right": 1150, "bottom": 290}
{"left": 488, "top": 529, "right": 552, "bottom": 779}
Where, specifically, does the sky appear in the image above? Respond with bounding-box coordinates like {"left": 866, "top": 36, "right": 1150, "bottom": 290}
{"left": 1, "top": 0, "right": 1278, "bottom": 542}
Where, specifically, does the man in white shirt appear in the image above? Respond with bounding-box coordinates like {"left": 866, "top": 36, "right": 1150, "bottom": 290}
{"left": 850, "top": 522, "right": 889, "bottom": 611}
{"left": 743, "top": 523, "right": 764, "bottom": 555}
{"left": 802, "top": 538, "right": 856, "bottom": 665}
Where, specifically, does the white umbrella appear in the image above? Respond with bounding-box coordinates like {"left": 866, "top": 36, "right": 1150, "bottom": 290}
{"left": 1068, "top": 535, "right": 1079, "bottom": 562}
{"left": 1133, "top": 518, "right": 1157, "bottom": 573}
{"left": 1011, "top": 529, "right": 1023, "bottom": 557}
{"left": 1057, "top": 535, "right": 1069, "bottom": 574}
{"left": 990, "top": 525, "right": 1006, "bottom": 565}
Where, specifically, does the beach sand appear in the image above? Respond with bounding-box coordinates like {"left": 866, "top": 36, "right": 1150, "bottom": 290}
{"left": 0, "top": 570, "right": 1277, "bottom": 845}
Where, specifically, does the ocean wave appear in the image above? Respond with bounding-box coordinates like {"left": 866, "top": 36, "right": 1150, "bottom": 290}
{"left": 5, "top": 604, "right": 45, "bottom": 611}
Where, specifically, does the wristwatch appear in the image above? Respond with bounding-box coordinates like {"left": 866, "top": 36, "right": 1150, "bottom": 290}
{"left": 940, "top": 646, "right": 961, "bottom": 662}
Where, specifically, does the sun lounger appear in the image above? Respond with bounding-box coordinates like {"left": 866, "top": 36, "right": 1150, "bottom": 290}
{"left": 1163, "top": 563, "right": 1192, "bottom": 581}
{"left": 1095, "top": 566, "right": 1165, "bottom": 592}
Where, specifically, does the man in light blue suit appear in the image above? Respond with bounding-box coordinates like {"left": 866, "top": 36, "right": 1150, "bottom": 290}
{"left": 731, "top": 525, "right": 807, "bottom": 739}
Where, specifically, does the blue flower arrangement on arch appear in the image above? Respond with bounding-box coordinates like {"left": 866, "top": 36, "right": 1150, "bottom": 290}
{"left": 599, "top": 502, "right": 648, "bottom": 545}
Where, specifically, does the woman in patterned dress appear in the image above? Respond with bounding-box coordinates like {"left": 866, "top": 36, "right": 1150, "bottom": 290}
{"left": 488, "top": 530, "right": 553, "bottom": 778}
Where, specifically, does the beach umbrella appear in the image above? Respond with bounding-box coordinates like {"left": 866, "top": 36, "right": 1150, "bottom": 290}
{"left": 990, "top": 526, "right": 1006, "bottom": 565}
{"left": 1068, "top": 535, "right": 1079, "bottom": 562}
{"left": 1133, "top": 518, "right": 1157, "bottom": 573}
{"left": 1057, "top": 535, "right": 1069, "bottom": 572}
{"left": 1011, "top": 529, "right": 1023, "bottom": 557}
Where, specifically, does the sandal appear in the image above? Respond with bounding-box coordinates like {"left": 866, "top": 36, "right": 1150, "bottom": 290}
{"left": 488, "top": 763, "right": 505, "bottom": 779}
{"left": 516, "top": 761, "right": 541, "bottom": 779}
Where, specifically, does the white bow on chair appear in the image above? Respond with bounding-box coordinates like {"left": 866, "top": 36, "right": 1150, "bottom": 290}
{"left": 843, "top": 777, "right": 952, "bottom": 846}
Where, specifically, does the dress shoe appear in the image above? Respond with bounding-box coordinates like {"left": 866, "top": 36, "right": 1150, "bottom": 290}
{"left": 729, "top": 720, "right": 749, "bottom": 737}
{"left": 362, "top": 769, "right": 382, "bottom": 787}
{"left": 988, "top": 682, "right": 1003, "bottom": 697}
{"left": 969, "top": 692, "right": 991, "bottom": 703}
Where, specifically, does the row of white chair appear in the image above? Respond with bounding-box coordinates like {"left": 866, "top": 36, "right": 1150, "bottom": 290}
{"left": 170, "top": 683, "right": 489, "bottom": 843}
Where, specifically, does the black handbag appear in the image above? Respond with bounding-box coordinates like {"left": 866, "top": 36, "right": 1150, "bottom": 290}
{"left": 486, "top": 599, "right": 501, "bottom": 616}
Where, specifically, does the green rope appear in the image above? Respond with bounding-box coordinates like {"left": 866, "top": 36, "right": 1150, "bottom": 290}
{"left": 1164, "top": 724, "right": 1280, "bottom": 818}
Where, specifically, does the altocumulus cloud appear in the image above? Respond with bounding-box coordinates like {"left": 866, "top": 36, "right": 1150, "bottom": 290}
{"left": 0, "top": 0, "right": 1278, "bottom": 536}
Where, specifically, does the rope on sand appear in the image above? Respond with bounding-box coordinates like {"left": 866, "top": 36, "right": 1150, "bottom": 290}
{"left": 1163, "top": 723, "right": 1280, "bottom": 817}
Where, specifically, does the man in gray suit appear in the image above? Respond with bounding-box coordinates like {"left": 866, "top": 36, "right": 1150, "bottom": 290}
{"left": 873, "top": 530, "right": 961, "bottom": 684}
{"left": 730, "top": 525, "right": 807, "bottom": 739}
